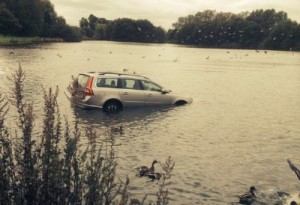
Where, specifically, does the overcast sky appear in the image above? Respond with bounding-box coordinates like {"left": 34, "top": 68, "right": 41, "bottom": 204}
{"left": 50, "top": 0, "right": 300, "bottom": 29}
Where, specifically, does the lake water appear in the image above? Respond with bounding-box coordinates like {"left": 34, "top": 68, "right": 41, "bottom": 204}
{"left": 0, "top": 41, "right": 300, "bottom": 204}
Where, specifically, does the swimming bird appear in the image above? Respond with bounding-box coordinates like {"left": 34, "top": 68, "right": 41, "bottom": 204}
{"left": 138, "top": 160, "right": 158, "bottom": 177}
{"left": 287, "top": 159, "right": 300, "bottom": 181}
{"left": 237, "top": 186, "right": 256, "bottom": 205}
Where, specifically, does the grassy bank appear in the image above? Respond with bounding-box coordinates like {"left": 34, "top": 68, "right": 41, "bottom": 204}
{"left": 0, "top": 35, "right": 63, "bottom": 46}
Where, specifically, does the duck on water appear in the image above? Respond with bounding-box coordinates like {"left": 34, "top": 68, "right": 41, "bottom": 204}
{"left": 138, "top": 160, "right": 158, "bottom": 177}
{"left": 237, "top": 186, "right": 256, "bottom": 205}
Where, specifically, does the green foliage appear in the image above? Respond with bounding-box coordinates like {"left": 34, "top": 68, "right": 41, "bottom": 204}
{"left": 0, "top": 3, "right": 20, "bottom": 35}
{"left": 11, "top": 0, "right": 44, "bottom": 36}
{"left": 94, "top": 23, "right": 107, "bottom": 40}
{"left": 61, "top": 26, "right": 83, "bottom": 42}
{"left": 169, "top": 9, "right": 300, "bottom": 50}
{"left": 0, "top": 0, "right": 82, "bottom": 42}
{"left": 80, "top": 15, "right": 166, "bottom": 43}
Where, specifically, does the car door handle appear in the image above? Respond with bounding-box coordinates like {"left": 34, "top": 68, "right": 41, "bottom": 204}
{"left": 123, "top": 92, "right": 129, "bottom": 95}
{"left": 146, "top": 94, "right": 152, "bottom": 97}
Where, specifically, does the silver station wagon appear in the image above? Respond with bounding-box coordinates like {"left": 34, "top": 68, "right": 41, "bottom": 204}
{"left": 72, "top": 72, "right": 193, "bottom": 112}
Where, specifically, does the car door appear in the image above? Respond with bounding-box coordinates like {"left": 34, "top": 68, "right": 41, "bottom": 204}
{"left": 119, "top": 78, "right": 145, "bottom": 107}
{"left": 141, "top": 80, "right": 171, "bottom": 105}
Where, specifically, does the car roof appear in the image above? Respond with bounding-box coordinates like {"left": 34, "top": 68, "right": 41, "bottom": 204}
{"left": 79, "top": 72, "right": 150, "bottom": 80}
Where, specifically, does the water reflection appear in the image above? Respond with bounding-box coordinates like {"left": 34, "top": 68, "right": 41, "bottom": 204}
{"left": 74, "top": 105, "right": 174, "bottom": 128}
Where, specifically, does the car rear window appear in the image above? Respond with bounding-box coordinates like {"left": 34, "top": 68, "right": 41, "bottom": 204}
{"left": 78, "top": 74, "right": 90, "bottom": 88}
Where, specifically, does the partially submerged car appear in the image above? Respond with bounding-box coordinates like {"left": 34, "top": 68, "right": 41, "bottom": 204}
{"left": 72, "top": 72, "right": 192, "bottom": 112}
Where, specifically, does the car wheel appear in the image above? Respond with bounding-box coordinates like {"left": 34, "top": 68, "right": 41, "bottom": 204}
{"left": 103, "top": 100, "right": 122, "bottom": 113}
{"left": 175, "top": 100, "right": 187, "bottom": 106}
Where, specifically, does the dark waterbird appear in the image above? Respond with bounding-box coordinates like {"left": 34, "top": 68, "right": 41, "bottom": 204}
{"left": 237, "top": 186, "right": 256, "bottom": 205}
{"left": 138, "top": 160, "right": 158, "bottom": 177}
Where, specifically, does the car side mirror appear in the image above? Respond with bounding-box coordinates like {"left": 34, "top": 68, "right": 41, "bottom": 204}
{"left": 161, "top": 88, "right": 171, "bottom": 94}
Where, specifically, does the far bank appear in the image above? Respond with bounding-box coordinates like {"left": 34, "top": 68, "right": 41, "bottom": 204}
{"left": 0, "top": 36, "right": 63, "bottom": 46}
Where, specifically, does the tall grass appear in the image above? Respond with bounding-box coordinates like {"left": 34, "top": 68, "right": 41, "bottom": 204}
{"left": 0, "top": 65, "right": 174, "bottom": 205}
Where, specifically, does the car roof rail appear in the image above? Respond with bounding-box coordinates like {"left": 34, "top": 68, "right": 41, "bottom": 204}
{"left": 98, "top": 72, "right": 149, "bottom": 79}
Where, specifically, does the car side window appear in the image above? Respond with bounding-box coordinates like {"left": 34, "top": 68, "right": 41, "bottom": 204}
{"left": 96, "top": 78, "right": 119, "bottom": 88}
{"left": 120, "top": 79, "right": 142, "bottom": 90}
{"left": 141, "top": 80, "right": 162, "bottom": 92}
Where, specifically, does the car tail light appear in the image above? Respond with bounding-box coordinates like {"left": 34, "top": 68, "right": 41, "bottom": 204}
{"left": 85, "top": 76, "right": 94, "bottom": 96}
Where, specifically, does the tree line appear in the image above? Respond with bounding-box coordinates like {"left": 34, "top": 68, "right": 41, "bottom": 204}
{"left": 0, "top": 1, "right": 299, "bottom": 50}
{"left": 80, "top": 15, "right": 165, "bottom": 43}
{"left": 81, "top": 9, "right": 300, "bottom": 50}
{"left": 0, "top": 0, "right": 82, "bottom": 41}
{"left": 167, "top": 9, "right": 300, "bottom": 50}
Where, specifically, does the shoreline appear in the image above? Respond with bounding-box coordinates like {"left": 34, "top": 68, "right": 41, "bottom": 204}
{"left": 1, "top": 37, "right": 298, "bottom": 52}
{"left": 0, "top": 36, "right": 63, "bottom": 46}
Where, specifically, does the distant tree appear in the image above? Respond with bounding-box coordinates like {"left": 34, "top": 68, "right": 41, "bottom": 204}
{"left": 79, "top": 17, "right": 92, "bottom": 38}
{"left": 135, "top": 19, "right": 156, "bottom": 42}
{"left": 46, "top": 16, "right": 66, "bottom": 37}
{"left": 262, "top": 19, "right": 300, "bottom": 50}
{"left": 106, "top": 18, "right": 136, "bottom": 41}
{"left": 82, "top": 26, "right": 94, "bottom": 38}
{"left": 14, "top": 0, "right": 44, "bottom": 36}
{"left": 62, "top": 26, "right": 82, "bottom": 42}
{"left": 0, "top": 0, "right": 82, "bottom": 42}
{"left": 94, "top": 23, "right": 107, "bottom": 40}
{"left": 88, "top": 14, "right": 98, "bottom": 30}
{"left": 44, "top": 16, "right": 81, "bottom": 41}
{"left": 169, "top": 9, "right": 300, "bottom": 50}
{"left": 79, "top": 17, "right": 89, "bottom": 28}
{"left": 166, "top": 29, "right": 177, "bottom": 42}
{"left": 0, "top": 3, "right": 20, "bottom": 35}
{"left": 40, "top": 0, "right": 59, "bottom": 37}
{"left": 153, "top": 26, "right": 166, "bottom": 43}
{"left": 247, "top": 9, "right": 287, "bottom": 30}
